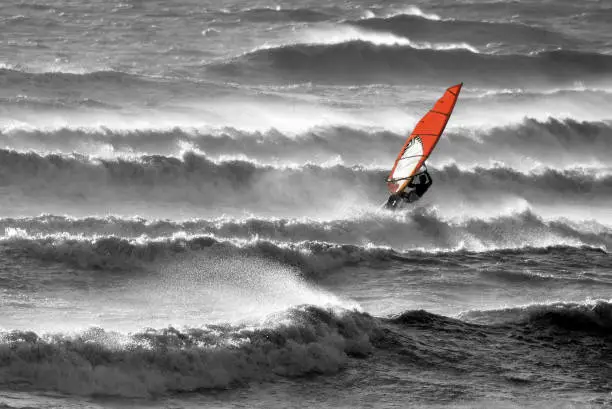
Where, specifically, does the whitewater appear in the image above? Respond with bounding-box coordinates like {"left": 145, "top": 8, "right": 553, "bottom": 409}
{"left": 1, "top": 0, "right": 611, "bottom": 408}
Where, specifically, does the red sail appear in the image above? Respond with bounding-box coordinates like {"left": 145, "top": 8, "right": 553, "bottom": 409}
{"left": 387, "top": 83, "right": 463, "bottom": 194}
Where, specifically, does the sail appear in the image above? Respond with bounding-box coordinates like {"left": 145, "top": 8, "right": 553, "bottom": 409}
{"left": 387, "top": 83, "right": 463, "bottom": 194}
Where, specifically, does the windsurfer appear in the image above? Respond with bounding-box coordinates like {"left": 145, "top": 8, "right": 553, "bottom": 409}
{"left": 385, "top": 168, "right": 432, "bottom": 209}
{"left": 383, "top": 83, "right": 462, "bottom": 211}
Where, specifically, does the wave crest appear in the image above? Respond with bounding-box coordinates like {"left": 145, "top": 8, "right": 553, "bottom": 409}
{"left": 4, "top": 118, "right": 612, "bottom": 169}
{"left": 2, "top": 210, "right": 610, "bottom": 272}
{"left": 459, "top": 300, "right": 612, "bottom": 333}
{"left": 1, "top": 149, "right": 612, "bottom": 219}
{"left": 0, "top": 306, "right": 380, "bottom": 397}
{"left": 353, "top": 14, "right": 569, "bottom": 51}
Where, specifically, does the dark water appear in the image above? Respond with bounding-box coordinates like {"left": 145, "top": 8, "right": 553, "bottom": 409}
{"left": 0, "top": 0, "right": 611, "bottom": 407}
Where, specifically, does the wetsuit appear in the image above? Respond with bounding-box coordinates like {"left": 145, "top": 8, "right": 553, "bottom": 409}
{"left": 385, "top": 171, "right": 433, "bottom": 209}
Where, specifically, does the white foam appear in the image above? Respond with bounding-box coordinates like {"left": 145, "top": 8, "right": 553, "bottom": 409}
{"left": 296, "top": 25, "right": 479, "bottom": 53}
{"left": 385, "top": 5, "right": 443, "bottom": 21}
{"left": 252, "top": 24, "right": 479, "bottom": 53}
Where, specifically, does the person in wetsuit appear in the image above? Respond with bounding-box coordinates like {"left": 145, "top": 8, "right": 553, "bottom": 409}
{"left": 385, "top": 169, "right": 433, "bottom": 210}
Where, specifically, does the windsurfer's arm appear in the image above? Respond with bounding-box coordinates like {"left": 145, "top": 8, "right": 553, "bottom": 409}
{"left": 407, "top": 175, "right": 418, "bottom": 188}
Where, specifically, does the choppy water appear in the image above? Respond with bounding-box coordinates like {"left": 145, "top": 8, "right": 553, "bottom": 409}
{"left": 1, "top": 0, "right": 611, "bottom": 408}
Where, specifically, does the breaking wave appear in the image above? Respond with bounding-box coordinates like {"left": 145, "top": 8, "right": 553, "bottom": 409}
{"left": 2, "top": 210, "right": 610, "bottom": 272}
{"left": 1, "top": 299, "right": 609, "bottom": 398}
{"left": 353, "top": 14, "right": 572, "bottom": 51}
{"left": 0, "top": 306, "right": 381, "bottom": 397}
{"left": 0, "top": 150, "right": 382, "bottom": 210}
{"left": 439, "top": 117, "right": 612, "bottom": 168}
{"left": 381, "top": 5, "right": 443, "bottom": 21}
{"left": 3, "top": 117, "right": 611, "bottom": 168}
{"left": 2, "top": 209, "right": 611, "bottom": 246}
{"left": 0, "top": 125, "right": 405, "bottom": 164}
{"left": 279, "top": 25, "right": 479, "bottom": 52}
{"left": 3, "top": 0, "right": 612, "bottom": 404}
{"left": 434, "top": 164, "right": 612, "bottom": 198}
{"left": 1, "top": 149, "right": 612, "bottom": 206}
{"left": 0, "top": 230, "right": 401, "bottom": 274}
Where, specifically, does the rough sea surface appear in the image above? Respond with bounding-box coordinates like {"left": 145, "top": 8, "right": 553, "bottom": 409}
{"left": 1, "top": 0, "right": 611, "bottom": 407}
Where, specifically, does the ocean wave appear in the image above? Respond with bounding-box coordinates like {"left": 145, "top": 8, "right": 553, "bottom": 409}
{"left": 382, "top": 6, "right": 443, "bottom": 21}
{"left": 0, "top": 150, "right": 611, "bottom": 208}
{"left": 1, "top": 300, "right": 609, "bottom": 398}
{"left": 431, "top": 0, "right": 584, "bottom": 24}
{"left": 359, "top": 5, "right": 444, "bottom": 22}
{"left": 210, "top": 42, "right": 612, "bottom": 86}
{"left": 476, "top": 264, "right": 612, "bottom": 286}
{"left": 0, "top": 126, "right": 404, "bottom": 165}
{"left": 0, "top": 66, "right": 230, "bottom": 102}
{"left": 382, "top": 300, "right": 612, "bottom": 344}
{"left": 458, "top": 300, "right": 612, "bottom": 333}
{"left": 276, "top": 25, "right": 479, "bottom": 52}
{"left": 435, "top": 164, "right": 612, "bottom": 197}
{"left": 352, "top": 14, "right": 571, "bottom": 51}
{"left": 2, "top": 210, "right": 610, "bottom": 272}
{"left": 0, "top": 231, "right": 401, "bottom": 274}
{"left": 0, "top": 306, "right": 381, "bottom": 397}
{"left": 439, "top": 118, "right": 612, "bottom": 169}
{"left": 0, "top": 149, "right": 385, "bottom": 208}
{"left": 3, "top": 118, "right": 611, "bottom": 169}
{"left": 0, "top": 96, "right": 120, "bottom": 111}
{"left": 0, "top": 66, "right": 242, "bottom": 103}
{"left": 3, "top": 209, "right": 612, "bottom": 246}
{"left": 0, "top": 67, "right": 141, "bottom": 86}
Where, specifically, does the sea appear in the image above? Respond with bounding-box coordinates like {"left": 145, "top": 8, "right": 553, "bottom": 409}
{"left": 0, "top": 0, "right": 611, "bottom": 408}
